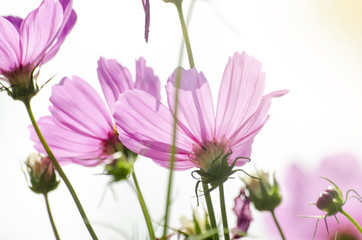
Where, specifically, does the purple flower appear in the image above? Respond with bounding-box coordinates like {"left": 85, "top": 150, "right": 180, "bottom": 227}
{"left": 30, "top": 57, "right": 160, "bottom": 166}
{"left": 232, "top": 188, "right": 252, "bottom": 239}
{"left": 142, "top": 0, "right": 150, "bottom": 42}
{"left": 0, "top": 0, "right": 76, "bottom": 99}
{"left": 114, "top": 52, "right": 288, "bottom": 170}
{"left": 267, "top": 153, "right": 362, "bottom": 239}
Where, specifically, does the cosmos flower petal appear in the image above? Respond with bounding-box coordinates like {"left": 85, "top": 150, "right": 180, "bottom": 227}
{"left": 135, "top": 57, "right": 160, "bottom": 100}
{"left": 114, "top": 89, "right": 195, "bottom": 170}
{"left": 20, "top": 0, "right": 64, "bottom": 65}
{"left": 49, "top": 76, "right": 114, "bottom": 138}
{"left": 0, "top": 17, "right": 21, "bottom": 73}
{"left": 42, "top": 0, "right": 77, "bottom": 63}
{"left": 30, "top": 116, "right": 105, "bottom": 166}
{"left": 215, "top": 52, "right": 265, "bottom": 140}
{"left": 4, "top": 16, "right": 23, "bottom": 32}
{"left": 166, "top": 67, "right": 215, "bottom": 144}
{"left": 97, "top": 57, "right": 134, "bottom": 114}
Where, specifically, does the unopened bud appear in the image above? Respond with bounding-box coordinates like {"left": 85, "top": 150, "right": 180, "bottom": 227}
{"left": 243, "top": 170, "right": 282, "bottom": 212}
{"left": 25, "top": 153, "right": 59, "bottom": 194}
{"left": 316, "top": 186, "right": 344, "bottom": 216}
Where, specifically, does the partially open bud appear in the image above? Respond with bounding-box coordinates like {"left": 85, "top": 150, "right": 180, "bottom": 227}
{"left": 25, "top": 153, "right": 59, "bottom": 194}
{"left": 243, "top": 170, "right": 282, "bottom": 212}
{"left": 316, "top": 186, "right": 344, "bottom": 216}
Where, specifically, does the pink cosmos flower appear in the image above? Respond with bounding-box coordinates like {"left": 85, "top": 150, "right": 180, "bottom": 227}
{"left": 30, "top": 57, "right": 160, "bottom": 166}
{"left": 267, "top": 153, "right": 362, "bottom": 239}
{"left": 114, "top": 52, "right": 288, "bottom": 170}
{"left": 0, "top": 0, "right": 76, "bottom": 98}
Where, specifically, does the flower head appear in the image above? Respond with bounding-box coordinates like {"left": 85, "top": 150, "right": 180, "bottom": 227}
{"left": 25, "top": 153, "right": 59, "bottom": 194}
{"left": 0, "top": 0, "right": 76, "bottom": 101}
{"left": 114, "top": 52, "right": 288, "bottom": 171}
{"left": 266, "top": 153, "right": 362, "bottom": 239}
{"left": 30, "top": 57, "right": 160, "bottom": 169}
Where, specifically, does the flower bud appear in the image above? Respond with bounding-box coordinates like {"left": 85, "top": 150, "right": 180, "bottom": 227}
{"left": 232, "top": 188, "right": 252, "bottom": 239}
{"left": 243, "top": 170, "right": 282, "bottom": 212}
{"left": 316, "top": 186, "right": 344, "bottom": 216}
{"left": 25, "top": 153, "right": 59, "bottom": 194}
{"left": 179, "top": 209, "right": 212, "bottom": 238}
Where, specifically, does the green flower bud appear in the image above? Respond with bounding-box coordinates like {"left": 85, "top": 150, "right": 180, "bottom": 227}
{"left": 316, "top": 186, "right": 344, "bottom": 216}
{"left": 243, "top": 170, "right": 282, "bottom": 212}
{"left": 25, "top": 153, "right": 59, "bottom": 194}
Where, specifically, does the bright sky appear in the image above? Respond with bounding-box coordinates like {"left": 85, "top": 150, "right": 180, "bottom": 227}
{"left": 1, "top": 0, "right": 362, "bottom": 239}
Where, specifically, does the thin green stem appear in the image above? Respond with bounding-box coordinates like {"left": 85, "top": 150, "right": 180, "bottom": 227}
{"left": 131, "top": 170, "right": 155, "bottom": 240}
{"left": 271, "top": 210, "right": 286, "bottom": 240}
{"left": 162, "top": 67, "right": 182, "bottom": 240}
{"left": 340, "top": 208, "right": 362, "bottom": 234}
{"left": 202, "top": 180, "right": 219, "bottom": 240}
{"left": 218, "top": 183, "right": 230, "bottom": 240}
{"left": 174, "top": 0, "right": 195, "bottom": 68}
{"left": 24, "top": 100, "right": 98, "bottom": 240}
{"left": 43, "top": 193, "right": 60, "bottom": 240}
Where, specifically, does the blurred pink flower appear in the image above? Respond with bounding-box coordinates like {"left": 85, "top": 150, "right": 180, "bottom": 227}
{"left": 142, "top": 0, "right": 150, "bottom": 42}
{"left": 0, "top": 0, "right": 76, "bottom": 88}
{"left": 30, "top": 57, "right": 160, "bottom": 166}
{"left": 114, "top": 52, "right": 288, "bottom": 170}
{"left": 267, "top": 153, "right": 362, "bottom": 239}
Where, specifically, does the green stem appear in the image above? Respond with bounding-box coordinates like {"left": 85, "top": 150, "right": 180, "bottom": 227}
{"left": 174, "top": 0, "right": 195, "bottom": 68}
{"left": 24, "top": 100, "right": 98, "bottom": 240}
{"left": 162, "top": 67, "right": 182, "bottom": 240}
{"left": 340, "top": 208, "right": 362, "bottom": 234}
{"left": 271, "top": 210, "right": 286, "bottom": 240}
{"left": 202, "top": 179, "right": 219, "bottom": 240}
{"left": 43, "top": 193, "right": 60, "bottom": 240}
{"left": 218, "top": 183, "right": 230, "bottom": 240}
{"left": 131, "top": 170, "right": 155, "bottom": 240}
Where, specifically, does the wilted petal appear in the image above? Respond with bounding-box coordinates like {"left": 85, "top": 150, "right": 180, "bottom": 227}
{"left": 215, "top": 52, "right": 265, "bottom": 140}
{"left": 232, "top": 188, "right": 252, "bottom": 239}
{"left": 135, "top": 57, "right": 160, "bottom": 100}
{"left": 142, "top": 0, "right": 150, "bottom": 42}
{"left": 20, "top": 0, "right": 63, "bottom": 65}
{"left": 97, "top": 57, "right": 134, "bottom": 114}
{"left": 166, "top": 68, "right": 215, "bottom": 144}
{"left": 49, "top": 76, "right": 114, "bottom": 139}
{"left": 114, "top": 89, "right": 195, "bottom": 170}
{"left": 0, "top": 17, "right": 21, "bottom": 73}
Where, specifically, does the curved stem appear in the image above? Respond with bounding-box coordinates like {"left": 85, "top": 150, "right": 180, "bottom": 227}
{"left": 219, "top": 183, "right": 230, "bottom": 240}
{"left": 131, "top": 169, "right": 155, "bottom": 240}
{"left": 44, "top": 193, "right": 60, "bottom": 240}
{"left": 24, "top": 100, "right": 98, "bottom": 240}
{"left": 271, "top": 210, "right": 286, "bottom": 240}
{"left": 202, "top": 180, "right": 219, "bottom": 240}
{"left": 174, "top": 0, "right": 195, "bottom": 68}
{"left": 340, "top": 208, "right": 362, "bottom": 234}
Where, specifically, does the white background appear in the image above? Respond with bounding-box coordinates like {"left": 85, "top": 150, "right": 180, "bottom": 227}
{"left": 1, "top": 0, "right": 362, "bottom": 239}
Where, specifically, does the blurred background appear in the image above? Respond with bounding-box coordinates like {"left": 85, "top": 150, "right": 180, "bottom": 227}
{"left": 1, "top": 0, "right": 362, "bottom": 239}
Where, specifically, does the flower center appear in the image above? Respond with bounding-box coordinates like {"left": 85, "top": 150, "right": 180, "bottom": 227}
{"left": 101, "top": 131, "right": 124, "bottom": 159}
{"left": 190, "top": 136, "right": 231, "bottom": 172}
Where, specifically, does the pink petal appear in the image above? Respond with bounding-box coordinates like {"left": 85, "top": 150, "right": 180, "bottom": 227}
{"left": 215, "top": 52, "right": 265, "bottom": 140}
{"left": 30, "top": 116, "right": 105, "bottom": 166}
{"left": 4, "top": 16, "right": 23, "bottom": 32}
{"left": 230, "top": 90, "right": 288, "bottom": 165}
{"left": 0, "top": 17, "right": 21, "bottom": 73}
{"left": 114, "top": 89, "right": 195, "bottom": 170}
{"left": 166, "top": 67, "right": 215, "bottom": 144}
{"left": 97, "top": 57, "right": 134, "bottom": 114}
{"left": 49, "top": 76, "right": 114, "bottom": 139}
{"left": 20, "top": 0, "right": 63, "bottom": 66}
{"left": 135, "top": 57, "right": 160, "bottom": 100}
